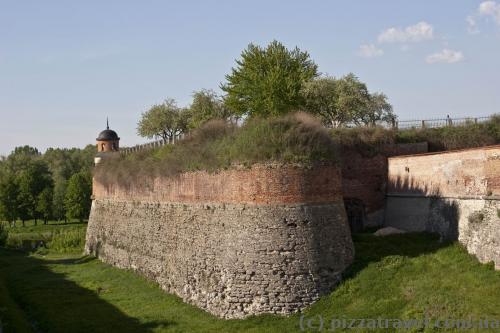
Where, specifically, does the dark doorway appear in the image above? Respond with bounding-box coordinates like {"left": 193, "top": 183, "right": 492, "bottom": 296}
{"left": 344, "top": 198, "right": 366, "bottom": 232}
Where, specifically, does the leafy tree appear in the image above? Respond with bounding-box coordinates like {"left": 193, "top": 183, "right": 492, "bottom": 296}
{"left": 65, "top": 172, "right": 92, "bottom": 222}
{"left": 53, "top": 177, "right": 68, "bottom": 223}
{"left": 189, "top": 89, "right": 234, "bottom": 128}
{"left": 363, "top": 92, "right": 395, "bottom": 126}
{"left": 5, "top": 146, "right": 40, "bottom": 173}
{"left": 36, "top": 187, "right": 53, "bottom": 224}
{"left": 0, "top": 174, "right": 19, "bottom": 226}
{"left": 222, "top": 40, "right": 318, "bottom": 118}
{"left": 137, "top": 99, "right": 191, "bottom": 141}
{"left": 17, "top": 171, "right": 36, "bottom": 226}
{"left": 44, "top": 145, "right": 95, "bottom": 180}
{"left": 16, "top": 160, "right": 53, "bottom": 226}
{"left": 301, "top": 74, "right": 395, "bottom": 127}
{"left": 301, "top": 77, "right": 342, "bottom": 126}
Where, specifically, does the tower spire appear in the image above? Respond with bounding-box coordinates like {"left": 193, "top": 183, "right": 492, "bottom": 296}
{"left": 106, "top": 117, "right": 109, "bottom": 130}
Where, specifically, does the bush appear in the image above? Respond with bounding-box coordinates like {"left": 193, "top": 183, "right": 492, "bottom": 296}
{"left": 47, "top": 228, "right": 86, "bottom": 253}
{"left": 331, "top": 126, "right": 397, "bottom": 156}
{"left": 330, "top": 114, "right": 500, "bottom": 154}
{"left": 94, "top": 113, "right": 500, "bottom": 187}
{"left": 395, "top": 115, "right": 500, "bottom": 151}
{"left": 95, "top": 113, "right": 338, "bottom": 187}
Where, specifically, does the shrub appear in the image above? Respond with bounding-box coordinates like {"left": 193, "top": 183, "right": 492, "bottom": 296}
{"left": 94, "top": 113, "right": 500, "bottom": 187}
{"left": 331, "top": 126, "right": 397, "bottom": 156}
{"left": 95, "top": 113, "right": 338, "bottom": 187}
{"left": 395, "top": 115, "right": 500, "bottom": 151}
{"left": 47, "top": 228, "right": 86, "bottom": 253}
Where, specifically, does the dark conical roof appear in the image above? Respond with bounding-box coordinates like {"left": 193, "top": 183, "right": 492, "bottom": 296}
{"left": 96, "top": 118, "right": 120, "bottom": 141}
{"left": 96, "top": 129, "right": 119, "bottom": 141}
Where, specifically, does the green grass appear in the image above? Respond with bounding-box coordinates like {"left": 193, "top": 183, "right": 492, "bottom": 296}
{"left": 2, "top": 220, "right": 87, "bottom": 253}
{"left": 1, "top": 231, "right": 500, "bottom": 332}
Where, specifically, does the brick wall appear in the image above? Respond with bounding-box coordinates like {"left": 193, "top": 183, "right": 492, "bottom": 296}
{"left": 387, "top": 144, "right": 500, "bottom": 197}
{"left": 385, "top": 145, "right": 500, "bottom": 269}
{"left": 93, "top": 163, "right": 342, "bottom": 205}
{"left": 341, "top": 142, "right": 428, "bottom": 227}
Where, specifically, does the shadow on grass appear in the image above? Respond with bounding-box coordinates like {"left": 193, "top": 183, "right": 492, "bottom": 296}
{"left": 0, "top": 249, "right": 174, "bottom": 333}
{"left": 341, "top": 172, "right": 463, "bottom": 280}
{"left": 343, "top": 232, "right": 450, "bottom": 280}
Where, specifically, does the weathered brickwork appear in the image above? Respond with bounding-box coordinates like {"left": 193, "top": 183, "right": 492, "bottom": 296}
{"left": 385, "top": 145, "right": 500, "bottom": 268}
{"left": 93, "top": 163, "right": 342, "bottom": 205}
{"left": 86, "top": 163, "right": 354, "bottom": 318}
{"left": 387, "top": 145, "right": 500, "bottom": 197}
{"left": 341, "top": 142, "right": 428, "bottom": 227}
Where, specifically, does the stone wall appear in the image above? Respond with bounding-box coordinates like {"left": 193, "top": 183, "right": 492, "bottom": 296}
{"left": 385, "top": 145, "right": 500, "bottom": 268}
{"left": 85, "top": 163, "right": 354, "bottom": 318}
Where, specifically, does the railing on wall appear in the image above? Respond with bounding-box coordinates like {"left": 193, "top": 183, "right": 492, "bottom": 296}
{"left": 121, "top": 115, "right": 495, "bottom": 155}
{"left": 393, "top": 115, "right": 492, "bottom": 130}
{"left": 120, "top": 134, "right": 186, "bottom": 155}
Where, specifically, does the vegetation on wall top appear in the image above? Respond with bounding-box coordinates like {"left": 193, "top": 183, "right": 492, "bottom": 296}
{"left": 95, "top": 113, "right": 339, "bottom": 187}
{"left": 97, "top": 114, "right": 500, "bottom": 186}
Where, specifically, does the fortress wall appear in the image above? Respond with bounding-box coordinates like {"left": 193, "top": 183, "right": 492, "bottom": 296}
{"left": 86, "top": 163, "right": 354, "bottom": 318}
{"left": 92, "top": 163, "right": 343, "bottom": 204}
{"left": 341, "top": 142, "right": 428, "bottom": 228}
{"left": 385, "top": 145, "right": 500, "bottom": 268}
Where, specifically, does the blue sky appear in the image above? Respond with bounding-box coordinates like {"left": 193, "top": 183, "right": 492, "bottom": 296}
{"left": 1, "top": 0, "right": 499, "bottom": 155}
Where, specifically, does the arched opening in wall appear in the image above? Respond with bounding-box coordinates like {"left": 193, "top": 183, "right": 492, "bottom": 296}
{"left": 344, "top": 198, "right": 365, "bottom": 233}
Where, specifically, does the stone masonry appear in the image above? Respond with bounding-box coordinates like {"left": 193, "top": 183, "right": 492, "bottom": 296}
{"left": 85, "top": 163, "right": 354, "bottom": 318}
{"left": 385, "top": 145, "right": 500, "bottom": 268}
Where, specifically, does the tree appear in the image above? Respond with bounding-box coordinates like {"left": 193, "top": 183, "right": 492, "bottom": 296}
{"left": 301, "top": 74, "right": 396, "bottom": 127}
{"left": 363, "top": 92, "right": 395, "bottom": 126}
{"left": 222, "top": 40, "right": 318, "bottom": 118}
{"left": 16, "top": 160, "right": 53, "bottom": 226}
{"left": 189, "top": 89, "right": 234, "bottom": 129}
{"left": 0, "top": 174, "right": 19, "bottom": 226}
{"left": 65, "top": 172, "right": 92, "bottom": 222}
{"left": 52, "top": 177, "right": 68, "bottom": 223}
{"left": 137, "top": 99, "right": 191, "bottom": 141}
{"left": 36, "top": 187, "right": 53, "bottom": 224}
{"left": 17, "top": 171, "right": 36, "bottom": 226}
{"left": 5, "top": 146, "right": 40, "bottom": 173}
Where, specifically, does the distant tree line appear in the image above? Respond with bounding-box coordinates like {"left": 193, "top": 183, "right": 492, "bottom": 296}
{"left": 136, "top": 40, "right": 396, "bottom": 140}
{"left": 0, "top": 145, "right": 94, "bottom": 226}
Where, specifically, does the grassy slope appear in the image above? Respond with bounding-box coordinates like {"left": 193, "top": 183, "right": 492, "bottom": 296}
{"left": 1, "top": 232, "right": 500, "bottom": 333}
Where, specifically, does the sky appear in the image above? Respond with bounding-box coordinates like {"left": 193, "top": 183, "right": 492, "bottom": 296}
{"left": 1, "top": 0, "right": 500, "bottom": 156}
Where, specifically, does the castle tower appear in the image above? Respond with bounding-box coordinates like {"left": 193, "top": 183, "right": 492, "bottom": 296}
{"left": 95, "top": 118, "right": 120, "bottom": 165}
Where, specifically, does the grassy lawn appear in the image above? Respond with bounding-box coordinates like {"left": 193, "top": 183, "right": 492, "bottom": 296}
{"left": 1, "top": 230, "right": 500, "bottom": 332}
{"left": 5, "top": 220, "right": 87, "bottom": 235}
{"left": 2, "top": 220, "right": 87, "bottom": 252}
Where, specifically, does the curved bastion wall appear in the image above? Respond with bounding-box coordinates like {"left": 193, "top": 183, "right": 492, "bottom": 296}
{"left": 85, "top": 163, "right": 354, "bottom": 318}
